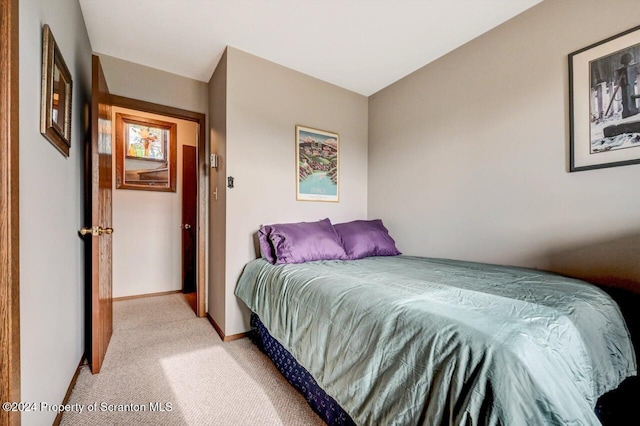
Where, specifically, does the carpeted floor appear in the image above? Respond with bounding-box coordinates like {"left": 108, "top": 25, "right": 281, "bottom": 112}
{"left": 60, "top": 294, "right": 324, "bottom": 425}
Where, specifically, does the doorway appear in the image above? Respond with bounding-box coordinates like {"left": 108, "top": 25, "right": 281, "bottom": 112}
{"left": 181, "top": 144, "right": 198, "bottom": 313}
{"left": 110, "top": 95, "right": 206, "bottom": 317}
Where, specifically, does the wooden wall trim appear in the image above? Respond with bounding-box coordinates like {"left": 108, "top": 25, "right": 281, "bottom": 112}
{"left": 206, "top": 313, "right": 247, "bottom": 342}
{"left": 52, "top": 356, "right": 85, "bottom": 426}
{"left": 0, "top": 0, "right": 20, "bottom": 424}
{"left": 109, "top": 94, "right": 207, "bottom": 319}
{"left": 112, "top": 289, "right": 182, "bottom": 302}
{"left": 109, "top": 94, "right": 205, "bottom": 123}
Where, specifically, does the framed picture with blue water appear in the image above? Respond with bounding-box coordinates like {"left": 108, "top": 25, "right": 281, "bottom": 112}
{"left": 296, "top": 125, "right": 339, "bottom": 202}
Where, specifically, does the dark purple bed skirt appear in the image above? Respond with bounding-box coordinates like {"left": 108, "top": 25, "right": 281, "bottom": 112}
{"left": 250, "top": 313, "right": 356, "bottom": 426}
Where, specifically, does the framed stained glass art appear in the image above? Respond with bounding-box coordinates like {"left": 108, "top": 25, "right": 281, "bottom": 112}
{"left": 115, "top": 113, "right": 177, "bottom": 192}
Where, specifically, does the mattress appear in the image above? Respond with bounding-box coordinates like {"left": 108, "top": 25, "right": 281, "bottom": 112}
{"left": 235, "top": 256, "right": 637, "bottom": 425}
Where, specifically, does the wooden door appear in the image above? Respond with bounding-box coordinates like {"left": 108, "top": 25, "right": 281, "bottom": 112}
{"left": 182, "top": 145, "right": 197, "bottom": 295}
{"left": 85, "top": 55, "right": 113, "bottom": 374}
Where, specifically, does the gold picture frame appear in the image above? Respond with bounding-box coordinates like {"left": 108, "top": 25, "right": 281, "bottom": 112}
{"left": 40, "top": 24, "right": 73, "bottom": 157}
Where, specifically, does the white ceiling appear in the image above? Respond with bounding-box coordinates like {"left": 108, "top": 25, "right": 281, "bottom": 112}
{"left": 79, "top": 0, "right": 542, "bottom": 96}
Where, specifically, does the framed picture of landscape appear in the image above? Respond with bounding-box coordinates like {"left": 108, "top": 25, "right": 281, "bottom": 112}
{"left": 296, "top": 125, "right": 339, "bottom": 202}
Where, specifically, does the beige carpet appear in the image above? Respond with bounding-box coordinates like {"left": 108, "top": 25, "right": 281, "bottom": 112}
{"left": 60, "top": 294, "right": 324, "bottom": 425}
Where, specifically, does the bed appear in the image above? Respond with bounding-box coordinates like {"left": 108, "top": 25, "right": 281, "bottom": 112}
{"left": 235, "top": 255, "right": 637, "bottom": 425}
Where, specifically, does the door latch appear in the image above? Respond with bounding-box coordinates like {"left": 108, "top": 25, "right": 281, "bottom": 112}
{"left": 79, "top": 226, "right": 114, "bottom": 236}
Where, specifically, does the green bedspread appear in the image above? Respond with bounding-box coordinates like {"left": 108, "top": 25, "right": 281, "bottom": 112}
{"left": 235, "top": 256, "right": 637, "bottom": 425}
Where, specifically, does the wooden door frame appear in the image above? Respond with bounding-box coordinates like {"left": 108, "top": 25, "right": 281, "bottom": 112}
{"left": 0, "top": 0, "right": 20, "bottom": 424}
{"left": 110, "top": 94, "right": 207, "bottom": 318}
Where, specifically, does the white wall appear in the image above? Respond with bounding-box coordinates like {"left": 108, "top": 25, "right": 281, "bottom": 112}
{"left": 211, "top": 48, "right": 369, "bottom": 335}
{"left": 19, "top": 1, "right": 92, "bottom": 424}
{"left": 368, "top": 0, "right": 640, "bottom": 292}
{"left": 208, "top": 49, "right": 227, "bottom": 332}
{"left": 98, "top": 54, "right": 208, "bottom": 115}
{"left": 111, "top": 107, "right": 197, "bottom": 298}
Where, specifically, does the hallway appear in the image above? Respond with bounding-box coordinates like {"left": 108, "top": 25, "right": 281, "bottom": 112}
{"left": 60, "top": 294, "right": 323, "bottom": 425}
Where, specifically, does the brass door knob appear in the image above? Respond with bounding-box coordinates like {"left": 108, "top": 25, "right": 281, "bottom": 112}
{"left": 79, "top": 227, "right": 94, "bottom": 236}
{"left": 100, "top": 227, "right": 114, "bottom": 235}
{"left": 79, "top": 226, "right": 114, "bottom": 236}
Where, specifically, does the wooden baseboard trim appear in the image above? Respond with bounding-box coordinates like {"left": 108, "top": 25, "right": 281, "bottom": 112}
{"left": 206, "top": 313, "right": 247, "bottom": 342}
{"left": 113, "top": 290, "right": 182, "bottom": 302}
{"left": 53, "top": 356, "right": 86, "bottom": 426}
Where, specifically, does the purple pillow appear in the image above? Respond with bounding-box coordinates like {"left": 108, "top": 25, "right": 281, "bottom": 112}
{"left": 261, "top": 219, "right": 348, "bottom": 265}
{"left": 334, "top": 219, "right": 401, "bottom": 260}
{"left": 258, "top": 226, "right": 276, "bottom": 263}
